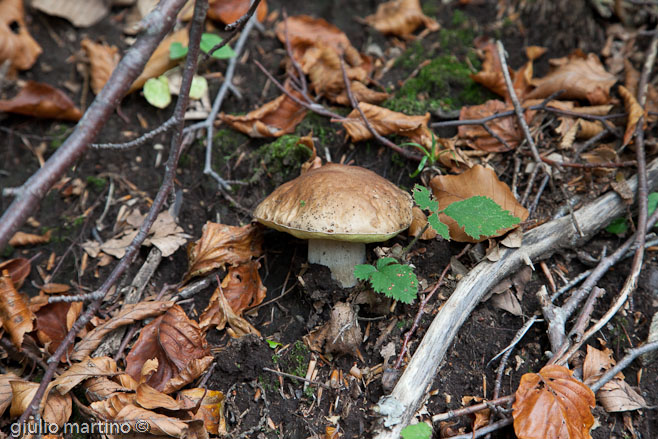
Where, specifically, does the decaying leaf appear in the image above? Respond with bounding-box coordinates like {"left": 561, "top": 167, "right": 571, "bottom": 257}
{"left": 365, "top": 0, "right": 439, "bottom": 38}
{"left": 32, "top": 0, "right": 109, "bottom": 27}
{"left": 618, "top": 85, "right": 643, "bottom": 147}
{"left": 135, "top": 382, "right": 186, "bottom": 411}
{"left": 10, "top": 380, "right": 72, "bottom": 425}
{"left": 0, "top": 271, "right": 35, "bottom": 349}
{"left": 208, "top": 0, "right": 267, "bottom": 25}
{"left": 220, "top": 88, "right": 307, "bottom": 138}
{"left": 471, "top": 40, "right": 533, "bottom": 102}
{"left": 0, "top": 81, "right": 82, "bottom": 121}
{"left": 185, "top": 222, "right": 263, "bottom": 281}
{"left": 0, "top": 258, "right": 30, "bottom": 288}
{"left": 526, "top": 51, "right": 617, "bottom": 105}
{"left": 81, "top": 38, "right": 120, "bottom": 95}
{"left": 178, "top": 388, "right": 227, "bottom": 436}
{"left": 114, "top": 404, "right": 191, "bottom": 437}
{"left": 199, "top": 285, "right": 261, "bottom": 338}
{"left": 89, "top": 390, "right": 135, "bottom": 419}
{"left": 407, "top": 206, "right": 438, "bottom": 240}
{"left": 35, "top": 300, "right": 83, "bottom": 360}
{"left": 582, "top": 345, "right": 647, "bottom": 412}
{"left": 72, "top": 301, "right": 174, "bottom": 361}
{"left": 0, "top": 373, "right": 19, "bottom": 417}
{"left": 83, "top": 376, "right": 133, "bottom": 402}
{"left": 429, "top": 165, "right": 528, "bottom": 242}
{"left": 161, "top": 355, "right": 214, "bottom": 394}
{"left": 125, "top": 305, "right": 210, "bottom": 392}
{"left": 0, "top": 0, "right": 42, "bottom": 72}
{"left": 341, "top": 103, "right": 433, "bottom": 149}
{"left": 334, "top": 80, "right": 389, "bottom": 106}
{"left": 201, "top": 261, "right": 266, "bottom": 320}
{"left": 51, "top": 356, "right": 118, "bottom": 395}
{"left": 305, "top": 302, "right": 362, "bottom": 359}
{"left": 513, "top": 365, "right": 595, "bottom": 439}
{"left": 8, "top": 229, "right": 52, "bottom": 247}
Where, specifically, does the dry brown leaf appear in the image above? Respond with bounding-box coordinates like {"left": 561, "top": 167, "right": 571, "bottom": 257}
{"left": 305, "top": 302, "right": 362, "bottom": 359}
{"left": 9, "top": 229, "right": 52, "bottom": 247}
{"left": 0, "top": 271, "right": 35, "bottom": 349}
{"left": 10, "top": 380, "right": 71, "bottom": 425}
{"left": 341, "top": 103, "right": 433, "bottom": 148}
{"left": 0, "top": 373, "right": 19, "bottom": 417}
{"left": 513, "top": 365, "right": 595, "bottom": 439}
{"left": 625, "top": 59, "right": 658, "bottom": 122}
{"left": 526, "top": 52, "right": 616, "bottom": 105}
{"left": 161, "top": 355, "right": 214, "bottom": 394}
{"left": 407, "top": 206, "right": 438, "bottom": 240}
{"left": 334, "top": 81, "right": 389, "bottom": 106}
{"left": 618, "top": 85, "right": 643, "bottom": 147}
{"left": 207, "top": 0, "right": 267, "bottom": 25}
{"left": 32, "top": 0, "right": 109, "bottom": 27}
{"left": 429, "top": 165, "right": 528, "bottom": 242}
{"left": 0, "top": 82, "right": 81, "bottom": 121}
{"left": 212, "top": 261, "right": 266, "bottom": 317}
{"left": 35, "top": 300, "right": 82, "bottom": 360}
{"left": 114, "top": 404, "right": 191, "bottom": 437}
{"left": 303, "top": 44, "right": 369, "bottom": 101}
{"left": 83, "top": 376, "right": 132, "bottom": 402}
{"left": 51, "top": 356, "right": 118, "bottom": 395}
{"left": 72, "top": 301, "right": 173, "bottom": 361}
{"left": 125, "top": 305, "right": 210, "bottom": 392}
{"left": 129, "top": 28, "right": 189, "bottom": 94}
{"left": 185, "top": 222, "right": 263, "bottom": 281}
{"left": 458, "top": 100, "right": 535, "bottom": 152}
{"left": 0, "top": 0, "right": 42, "bottom": 72}
{"left": 525, "top": 45, "right": 547, "bottom": 61}
{"left": 199, "top": 285, "right": 260, "bottom": 338}
{"left": 0, "top": 258, "right": 30, "bottom": 288}
{"left": 582, "top": 146, "right": 618, "bottom": 175}
{"left": 471, "top": 41, "right": 533, "bottom": 102}
{"left": 365, "top": 0, "right": 439, "bottom": 38}
{"left": 90, "top": 391, "right": 135, "bottom": 419}
{"left": 220, "top": 88, "right": 307, "bottom": 138}
{"left": 81, "top": 38, "right": 119, "bottom": 95}
{"left": 179, "top": 388, "right": 226, "bottom": 436}
{"left": 135, "top": 383, "right": 184, "bottom": 411}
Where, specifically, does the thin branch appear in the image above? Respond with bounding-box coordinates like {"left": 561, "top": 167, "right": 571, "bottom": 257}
{"left": 591, "top": 340, "right": 658, "bottom": 392}
{"left": 90, "top": 116, "right": 178, "bottom": 150}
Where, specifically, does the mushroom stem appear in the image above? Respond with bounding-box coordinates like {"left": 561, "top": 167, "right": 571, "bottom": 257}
{"left": 307, "top": 239, "right": 365, "bottom": 288}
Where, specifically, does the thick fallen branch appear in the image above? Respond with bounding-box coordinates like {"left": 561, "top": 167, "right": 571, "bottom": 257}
{"left": 372, "top": 157, "right": 658, "bottom": 438}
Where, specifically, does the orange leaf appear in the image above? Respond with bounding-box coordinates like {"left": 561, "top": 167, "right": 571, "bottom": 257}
{"left": 364, "top": 0, "right": 439, "bottom": 38}
{"left": 178, "top": 388, "right": 226, "bottom": 435}
{"left": 470, "top": 40, "right": 533, "bottom": 102}
{"left": 429, "top": 165, "right": 528, "bottom": 242}
{"left": 407, "top": 206, "right": 438, "bottom": 240}
{"left": 334, "top": 81, "right": 389, "bottom": 106}
{"left": 81, "top": 38, "right": 119, "bottom": 95}
{"left": 0, "top": 0, "right": 42, "bottom": 72}
{"left": 300, "top": 44, "right": 370, "bottom": 101}
{"left": 185, "top": 222, "right": 262, "bottom": 281}
{"left": 0, "top": 258, "right": 30, "bottom": 288}
{"left": 618, "top": 85, "right": 643, "bottom": 147}
{"left": 8, "top": 229, "right": 52, "bottom": 247}
{"left": 0, "top": 271, "right": 35, "bottom": 349}
{"left": 513, "top": 364, "right": 595, "bottom": 439}
{"left": 199, "top": 285, "right": 261, "bottom": 338}
{"left": 208, "top": 0, "right": 267, "bottom": 25}
{"left": 0, "top": 82, "right": 81, "bottom": 121}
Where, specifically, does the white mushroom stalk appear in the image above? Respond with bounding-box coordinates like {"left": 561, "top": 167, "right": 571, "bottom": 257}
{"left": 307, "top": 239, "right": 365, "bottom": 288}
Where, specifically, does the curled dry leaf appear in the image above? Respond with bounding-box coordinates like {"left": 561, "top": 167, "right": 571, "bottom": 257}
{"left": 32, "top": 0, "right": 109, "bottom": 27}
{"left": 201, "top": 261, "right": 266, "bottom": 320}
{"left": 429, "top": 165, "right": 528, "bottom": 242}
{"left": 513, "top": 365, "right": 595, "bottom": 439}
{"left": 0, "top": 0, "right": 42, "bottom": 72}
{"left": 220, "top": 88, "right": 307, "bottom": 138}
{"left": 0, "top": 82, "right": 82, "bottom": 121}
{"left": 625, "top": 59, "right": 658, "bottom": 122}
{"left": 81, "top": 38, "right": 120, "bottom": 95}
{"left": 0, "top": 258, "right": 30, "bottom": 288}
{"left": 125, "top": 305, "right": 210, "bottom": 392}
{"left": 35, "top": 300, "right": 83, "bottom": 360}
{"left": 207, "top": 0, "right": 267, "bottom": 25}
{"left": 300, "top": 44, "right": 370, "bottom": 101}
{"left": 10, "top": 380, "right": 72, "bottom": 425}
{"left": 114, "top": 404, "right": 190, "bottom": 437}
{"left": 618, "top": 85, "right": 643, "bottom": 147}
{"left": 83, "top": 376, "right": 133, "bottom": 402}
{"left": 0, "top": 271, "right": 35, "bottom": 349}
{"left": 407, "top": 206, "right": 438, "bottom": 240}
{"left": 51, "top": 356, "right": 118, "bottom": 395}
{"left": 72, "top": 301, "right": 174, "bottom": 361}
{"left": 305, "top": 302, "right": 362, "bottom": 359}
{"left": 526, "top": 52, "right": 616, "bottom": 105}
{"left": 458, "top": 100, "right": 535, "bottom": 152}
{"left": 471, "top": 40, "right": 533, "bottom": 102}
{"left": 341, "top": 103, "right": 433, "bottom": 148}
{"left": 334, "top": 80, "right": 389, "bottom": 106}
{"left": 0, "top": 373, "right": 19, "bottom": 417}
{"left": 178, "top": 388, "right": 227, "bottom": 436}
{"left": 185, "top": 222, "right": 263, "bottom": 281}
{"left": 135, "top": 383, "right": 184, "bottom": 411}
{"left": 365, "top": 0, "right": 439, "bottom": 38}
{"left": 161, "top": 355, "right": 214, "bottom": 394}
{"left": 8, "top": 229, "right": 52, "bottom": 247}
{"left": 199, "top": 285, "right": 261, "bottom": 338}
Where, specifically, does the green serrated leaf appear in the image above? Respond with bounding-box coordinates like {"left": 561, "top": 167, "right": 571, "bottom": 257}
{"left": 357, "top": 258, "right": 418, "bottom": 304}
{"left": 354, "top": 263, "right": 377, "bottom": 280}
{"left": 606, "top": 217, "right": 628, "bottom": 235}
{"left": 143, "top": 76, "right": 171, "bottom": 109}
{"left": 413, "top": 184, "right": 438, "bottom": 212}
{"left": 200, "top": 33, "right": 236, "bottom": 59}
{"left": 401, "top": 422, "right": 432, "bottom": 439}
{"left": 427, "top": 212, "right": 449, "bottom": 239}
{"left": 189, "top": 75, "right": 208, "bottom": 100}
{"left": 169, "top": 42, "right": 188, "bottom": 60}
{"left": 443, "top": 196, "right": 520, "bottom": 240}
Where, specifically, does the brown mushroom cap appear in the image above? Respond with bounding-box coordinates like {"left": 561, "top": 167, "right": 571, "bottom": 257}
{"left": 253, "top": 163, "right": 413, "bottom": 243}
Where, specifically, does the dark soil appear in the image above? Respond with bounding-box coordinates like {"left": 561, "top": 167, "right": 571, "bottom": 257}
{"left": 1, "top": 1, "right": 657, "bottom": 439}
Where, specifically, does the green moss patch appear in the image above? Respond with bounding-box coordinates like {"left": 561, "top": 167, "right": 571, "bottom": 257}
{"left": 249, "top": 135, "right": 312, "bottom": 185}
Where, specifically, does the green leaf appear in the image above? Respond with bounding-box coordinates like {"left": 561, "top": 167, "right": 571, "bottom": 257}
{"left": 169, "top": 42, "right": 188, "bottom": 60}
{"left": 606, "top": 217, "right": 628, "bottom": 235}
{"left": 443, "top": 196, "right": 520, "bottom": 240}
{"left": 189, "top": 75, "right": 208, "bottom": 100}
{"left": 143, "top": 76, "right": 171, "bottom": 109}
{"left": 200, "top": 33, "right": 236, "bottom": 59}
{"left": 354, "top": 258, "right": 418, "bottom": 304}
{"left": 427, "top": 212, "right": 449, "bottom": 239}
{"left": 401, "top": 423, "right": 432, "bottom": 439}
{"left": 413, "top": 184, "right": 438, "bottom": 212}
{"left": 266, "top": 339, "right": 282, "bottom": 349}
{"left": 409, "top": 155, "right": 428, "bottom": 178}
{"left": 649, "top": 192, "right": 658, "bottom": 216}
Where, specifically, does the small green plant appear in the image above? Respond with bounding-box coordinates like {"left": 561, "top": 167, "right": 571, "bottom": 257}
{"left": 354, "top": 258, "right": 418, "bottom": 304}
{"left": 169, "top": 33, "right": 236, "bottom": 60}
{"left": 401, "top": 422, "right": 432, "bottom": 439}
{"left": 266, "top": 339, "right": 282, "bottom": 349}
{"left": 606, "top": 192, "right": 658, "bottom": 235}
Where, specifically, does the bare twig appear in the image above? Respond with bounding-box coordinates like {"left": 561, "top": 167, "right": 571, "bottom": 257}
{"left": 591, "top": 340, "right": 658, "bottom": 392}
{"left": 90, "top": 116, "right": 178, "bottom": 150}
{"left": 431, "top": 395, "right": 514, "bottom": 423}
{"left": 263, "top": 367, "right": 331, "bottom": 389}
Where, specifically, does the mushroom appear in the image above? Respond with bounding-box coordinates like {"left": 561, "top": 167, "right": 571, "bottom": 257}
{"left": 253, "top": 163, "right": 413, "bottom": 288}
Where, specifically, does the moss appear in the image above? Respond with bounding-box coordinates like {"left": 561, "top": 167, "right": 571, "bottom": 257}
{"left": 272, "top": 340, "right": 310, "bottom": 379}
{"left": 48, "top": 124, "right": 69, "bottom": 150}
{"left": 86, "top": 176, "right": 107, "bottom": 191}
{"left": 421, "top": 1, "right": 439, "bottom": 18}
{"left": 394, "top": 40, "right": 430, "bottom": 70}
{"left": 249, "top": 135, "right": 311, "bottom": 185}
{"left": 451, "top": 9, "right": 468, "bottom": 26}
{"left": 212, "top": 128, "right": 248, "bottom": 168}
{"left": 296, "top": 111, "right": 342, "bottom": 146}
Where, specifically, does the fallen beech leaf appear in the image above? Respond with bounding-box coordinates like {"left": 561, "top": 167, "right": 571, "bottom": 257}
{"left": 114, "top": 404, "right": 190, "bottom": 437}
{"left": 161, "top": 355, "right": 214, "bottom": 394}
{"left": 0, "top": 271, "right": 35, "bottom": 349}
{"left": 178, "top": 388, "right": 226, "bottom": 435}
{"left": 525, "top": 45, "right": 547, "bottom": 61}
{"left": 582, "top": 146, "right": 618, "bottom": 175}
{"left": 125, "top": 305, "right": 210, "bottom": 392}
{"left": 526, "top": 52, "right": 616, "bottom": 105}
{"left": 83, "top": 376, "right": 133, "bottom": 402}
{"left": 513, "top": 364, "right": 595, "bottom": 439}
{"left": 305, "top": 302, "right": 362, "bottom": 359}
{"left": 210, "top": 261, "right": 266, "bottom": 317}
{"left": 429, "top": 165, "right": 528, "bottom": 242}
{"left": 185, "top": 222, "right": 263, "bottom": 281}
{"left": 334, "top": 81, "right": 389, "bottom": 106}
{"left": 35, "top": 300, "right": 83, "bottom": 360}
{"left": 81, "top": 38, "right": 119, "bottom": 95}
{"left": 8, "top": 229, "right": 52, "bottom": 247}
{"left": 51, "top": 356, "right": 118, "bottom": 395}
{"left": 0, "top": 0, "right": 42, "bottom": 71}
{"left": 90, "top": 391, "right": 135, "bottom": 419}
{"left": 200, "top": 286, "right": 260, "bottom": 338}
{"left": 365, "top": 0, "right": 439, "bottom": 38}
{"left": 0, "top": 373, "right": 19, "bottom": 417}
{"left": 341, "top": 103, "right": 433, "bottom": 148}
{"left": 208, "top": 0, "right": 267, "bottom": 25}
{"left": 32, "top": 0, "right": 108, "bottom": 27}
{"left": 220, "top": 88, "right": 307, "bottom": 138}
{"left": 407, "top": 206, "right": 438, "bottom": 240}
{"left": 625, "top": 59, "right": 658, "bottom": 122}
{"left": 0, "top": 258, "right": 30, "bottom": 288}
{"left": 618, "top": 85, "right": 643, "bottom": 147}
{"left": 471, "top": 40, "right": 533, "bottom": 102}
{"left": 72, "top": 301, "right": 174, "bottom": 361}
{"left": 135, "top": 383, "right": 184, "bottom": 411}
{"left": 10, "top": 380, "right": 71, "bottom": 425}
{"left": 458, "top": 100, "right": 535, "bottom": 152}
{"left": 0, "top": 82, "right": 81, "bottom": 121}
{"left": 129, "top": 27, "right": 189, "bottom": 94}
{"left": 300, "top": 44, "right": 370, "bottom": 101}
